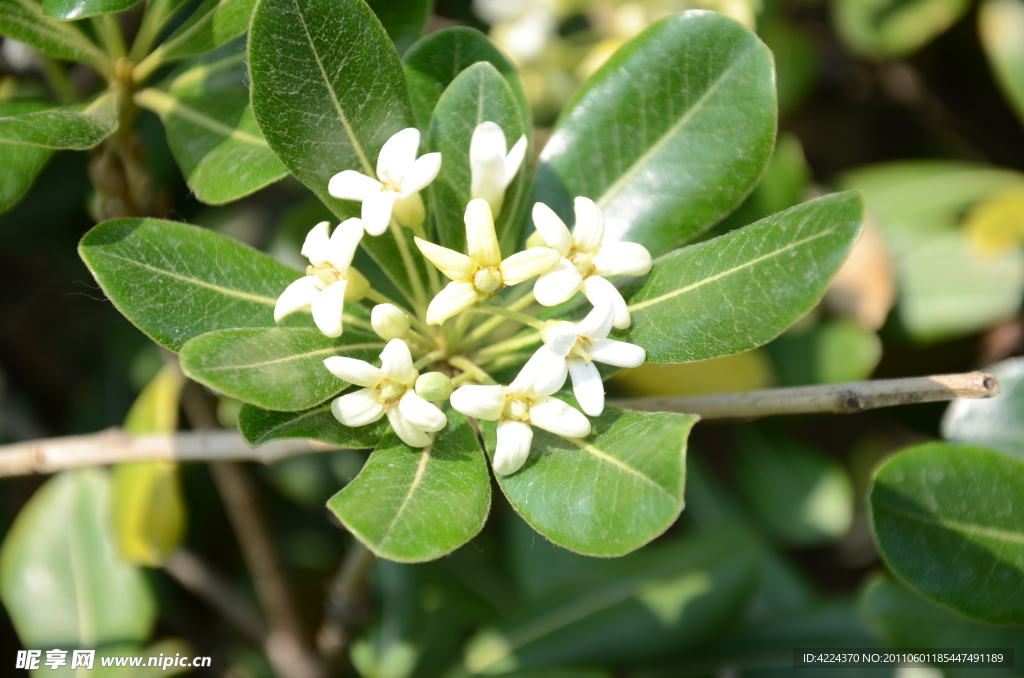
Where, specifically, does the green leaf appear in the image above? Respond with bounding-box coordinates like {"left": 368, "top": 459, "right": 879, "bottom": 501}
{"left": 43, "top": 0, "right": 139, "bottom": 20}
{"left": 0, "top": 101, "right": 54, "bottom": 214}
{"left": 537, "top": 11, "right": 776, "bottom": 257}
{"left": 869, "top": 442, "right": 1024, "bottom": 625}
{"left": 767, "top": 319, "right": 882, "bottom": 386}
{"left": 366, "top": 0, "right": 431, "bottom": 56}
{"left": 734, "top": 427, "right": 853, "bottom": 546}
{"left": 0, "top": 0, "right": 110, "bottom": 63}
{"left": 488, "top": 407, "right": 697, "bottom": 557}
{"left": 622, "top": 192, "right": 864, "bottom": 364}
{"left": 428, "top": 62, "right": 529, "bottom": 255}
{"left": 833, "top": 0, "right": 970, "bottom": 58}
{"left": 403, "top": 26, "right": 529, "bottom": 131}
{"left": 249, "top": 0, "right": 425, "bottom": 299}
{"left": 0, "top": 91, "right": 117, "bottom": 149}
{"left": 79, "top": 217, "right": 314, "bottom": 351}
{"left": 137, "top": 48, "right": 287, "bottom": 204}
{"left": 239, "top": 401, "right": 386, "bottom": 447}
{"left": 860, "top": 574, "right": 1024, "bottom": 678}
{"left": 981, "top": 0, "right": 1024, "bottom": 126}
{"left": 943, "top": 358, "right": 1024, "bottom": 462}
{"left": 463, "top": 529, "right": 758, "bottom": 673}
{"left": 327, "top": 410, "right": 491, "bottom": 563}
{"left": 154, "top": 0, "right": 258, "bottom": 63}
{"left": 180, "top": 327, "right": 383, "bottom": 411}
{"left": 0, "top": 469, "right": 156, "bottom": 648}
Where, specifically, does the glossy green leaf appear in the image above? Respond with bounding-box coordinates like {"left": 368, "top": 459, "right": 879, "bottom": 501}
{"left": 463, "top": 529, "right": 758, "bottom": 673}
{"left": 138, "top": 48, "right": 287, "bottom": 204}
{"left": 239, "top": 401, "right": 386, "bottom": 447}
{"left": 981, "top": 0, "right": 1024, "bottom": 125}
{"left": 154, "top": 0, "right": 258, "bottom": 62}
{"left": 249, "top": 0, "right": 425, "bottom": 299}
{"left": 0, "top": 101, "right": 53, "bottom": 214}
{"left": 833, "top": 0, "right": 970, "bottom": 58}
{"left": 428, "top": 62, "right": 529, "bottom": 254}
{"left": 328, "top": 410, "right": 491, "bottom": 563}
{"left": 0, "top": 469, "right": 156, "bottom": 648}
{"left": 79, "top": 218, "right": 314, "bottom": 351}
{"left": 870, "top": 442, "right": 1024, "bottom": 625}
{"left": 0, "top": 92, "right": 117, "bottom": 149}
{"left": 0, "top": 0, "right": 110, "bottom": 63}
{"left": 43, "top": 0, "right": 139, "bottom": 20}
{"left": 943, "top": 358, "right": 1024, "bottom": 462}
{"left": 860, "top": 574, "right": 1023, "bottom": 678}
{"left": 488, "top": 407, "right": 697, "bottom": 557}
{"left": 180, "top": 327, "right": 383, "bottom": 411}
{"left": 403, "top": 26, "right": 529, "bottom": 132}
{"left": 622, "top": 192, "right": 864, "bottom": 364}
{"left": 538, "top": 11, "right": 776, "bottom": 256}
{"left": 366, "top": 0, "right": 430, "bottom": 56}
{"left": 734, "top": 427, "right": 853, "bottom": 546}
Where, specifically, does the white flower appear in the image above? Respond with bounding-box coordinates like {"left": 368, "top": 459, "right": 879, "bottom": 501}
{"left": 449, "top": 365, "right": 591, "bottom": 475}
{"left": 325, "top": 339, "right": 447, "bottom": 448}
{"left": 522, "top": 303, "right": 646, "bottom": 416}
{"left": 415, "top": 198, "right": 559, "bottom": 325}
{"left": 471, "top": 121, "right": 527, "bottom": 217}
{"left": 328, "top": 128, "right": 442, "bottom": 236}
{"left": 274, "top": 219, "right": 369, "bottom": 338}
{"left": 370, "top": 303, "right": 410, "bottom": 341}
{"left": 531, "top": 197, "right": 653, "bottom": 329}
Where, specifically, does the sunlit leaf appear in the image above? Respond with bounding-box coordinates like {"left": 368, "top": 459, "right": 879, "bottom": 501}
{"left": 239, "top": 401, "right": 386, "bottom": 447}
{"left": 43, "top": 0, "right": 139, "bottom": 20}
{"left": 0, "top": 0, "right": 110, "bottom": 63}
{"left": 0, "top": 91, "right": 117, "bottom": 149}
{"left": 943, "top": 357, "right": 1024, "bottom": 462}
{"left": 154, "top": 0, "right": 257, "bottom": 62}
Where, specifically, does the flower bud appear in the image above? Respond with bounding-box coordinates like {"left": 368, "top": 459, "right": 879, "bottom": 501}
{"left": 371, "top": 303, "right": 410, "bottom": 340}
{"left": 525, "top": 229, "right": 547, "bottom": 249}
{"left": 415, "top": 372, "right": 453, "bottom": 402}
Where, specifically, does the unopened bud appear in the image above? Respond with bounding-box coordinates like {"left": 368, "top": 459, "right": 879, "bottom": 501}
{"left": 415, "top": 372, "right": 453, "bottom": 402}
{"left": 371, "top": 304, "right": 410, "bottom": 340}
{"left": 525, "top": 230, "right": 547, "bottom": 249}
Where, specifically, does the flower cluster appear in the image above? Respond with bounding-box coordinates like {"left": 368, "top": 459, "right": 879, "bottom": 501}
{"left": 275, "top": 123, "right": 653, "bottom": 473}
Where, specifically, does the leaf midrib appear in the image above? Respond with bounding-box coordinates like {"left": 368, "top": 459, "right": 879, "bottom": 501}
{"left": 135, "top": 88, "right": 269, "bottom": 147}
{"left": 249, "top": 403, "right": 331, "bottom": 444}
{"left": 562, "top": 435, "right": 674, "bottom": 499}
{"left": 199, "top": 342, "right": 383, "bottom": 371}
{"left": 377, "top": 445, "right": 431, "bottom": 548}
{"left": 878, "top": 500, "right": 1024, "bottom": 547}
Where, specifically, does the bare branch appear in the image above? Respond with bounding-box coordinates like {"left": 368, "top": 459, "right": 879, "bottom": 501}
{"left": 612, "top": 371, "right": 1000, "bottom": 420}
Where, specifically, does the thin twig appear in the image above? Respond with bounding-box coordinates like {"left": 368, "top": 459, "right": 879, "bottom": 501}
{"left": 317, "top": 542, "right": 376, "bottom": 672}
{"left": 611, "top": 371, "right": 1000, "bottom": 420}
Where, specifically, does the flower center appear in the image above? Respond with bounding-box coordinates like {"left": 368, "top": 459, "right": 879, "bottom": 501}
{"left": 473, "top": 266, "right": 504, "bottom": 294}
{"left": 376, "top": 378, "right": 408, "bottom": 406}
{"left": 569, "top": 336, "right": 592, "bottom": 361}
{"left": 502, "top": 393, "right": 532, "bottom": 423}
{"left": 306, "top": 262, "right": 343, "bottom": 290}
{"left": 569, "top": 249, "right": 596, "bottom": 278}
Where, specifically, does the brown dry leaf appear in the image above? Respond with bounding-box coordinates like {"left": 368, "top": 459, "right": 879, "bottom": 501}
{"left": 825, "top": 216, "right": 895, "bottom": 331}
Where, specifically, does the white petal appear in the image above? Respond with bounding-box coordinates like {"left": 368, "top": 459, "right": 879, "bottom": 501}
{"left": 415, "top": 237, "right": 475, "bottom": 281}
{"left": 326, "top": 218, "right": 364, "bottom": 272}
{"left": 398, "top": 391, "right": 447, "bottom": 432}
{"left": 387, "top": 408, "right": 432, "bottom": 448}
{"left": 377, "top": 127, "right": 420, "bottom": 177}
{"left": 426, "top": 281, "right": 479, "bottom": 325}
{"left": 401, "top": 152, "right": 442, "bottom": 196}
{"left": 465, "top": 198, "right": 501, "bottom": 267}
{"left": 274, "top": 276, "right": 318, "bottom": 322}
{"left": 493, "top": 420, "right": 532, "bottom": 475}
{"left": 332, "top": 388, "right": 386, "bottom": 427}
{"left": 499, "top": 247, "right": 560, "bottom": 285}
{"left": 328, "top": 171, "right": 381, "bottom": 201}
{"left": 571, "top": 197, "right": 605, "bottom": 253}
{"left": 310, "top": 280, "right": 347, "bottom": 337}
{"left": 533, "top": 258, "right": 583, "bottom": 306}
{"left": 592, "top": 241, "right": 653, "bottom": 277}
{"left": 503, "top": 135, "right": 527, "bottom": 189}
{"left": 470, "top": 122, "right": 508, "bottom": 212}
{"left": 588, "top": 338, "right": 646, "bottom": 368}
{"left": 542, "top": 322, "right": 577, "bottom": 357}
{"left": 323, "top": 356, "right": 384, "bottom": 387}
{"left": 392, "top": 192, "right": 425, "bottom": 229}
{"left": 529, "top": 396, "right": 591, "bottom": 438}
{"left": 379, "top": 338, "right": 417, "bottom": 385}
{"left": 300, "top": 221, "right": 332, "bottom": 265}
{"left": 361, "top": 191, "right": 399, "bottom": 236}
{"left": 581, "top": 275, "right": 630, "bottom": 329}
{"left": 567, "top": 357, "right": 604, "bottom": 417}
{"left": 450, "top": 385, "right": 505, "bottom": 420}
{"left": 471, "top": 121, "right": 508, "bottom": 164}
{"left": 531, "top": 202, "right": 572, "bottom": 257}
{"left": 575, "top": 301, "right": 615, "bottom": 340}
{"left": 520, "top": 346, "right": 568, "bottom": 396}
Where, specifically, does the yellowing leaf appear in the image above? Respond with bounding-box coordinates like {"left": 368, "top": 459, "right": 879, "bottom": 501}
{"left": 611, "top": 351, "right": 774, "bottom": 398}
{"left": 964, "top": 188, "right": 1024, "bottom": 256}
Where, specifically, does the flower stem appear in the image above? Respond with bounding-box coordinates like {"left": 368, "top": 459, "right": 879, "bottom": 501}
{"left": 365, "top": 288, "right": 433, "bottom": 337}
{"left": 474, "top": 331, "right": 542, "bottom": 359}
{"left": 388, "top": 220, "right": 429, "bottom": 316}
{"left": 472, "top": 305, "right": 544, "bottom": 329}
{"left": 413, "top": 349, "right": 446, "bottom": 370}
{"left": 411, "top": 221, "right": 441, "bottom": 295}
{"left": 94, "top": 15, "right": 126, "bottom": 60}
{"left": 38, "top": 56, "right": 76, "bottom": 102}
{"left": 462, "top": 290, "right": 538, "bottom": 348}
{"left": 341, "top": 313, "right": 373, "bottom": 333}
{"left": 448, "top": 356, "right": 497, "bottom": 385}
